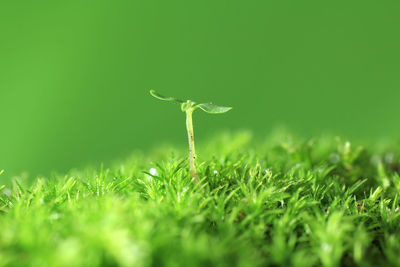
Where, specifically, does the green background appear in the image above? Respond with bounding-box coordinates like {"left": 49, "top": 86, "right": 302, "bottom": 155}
{"left": 0, "top": 1, "right": 399, "bottom": 179}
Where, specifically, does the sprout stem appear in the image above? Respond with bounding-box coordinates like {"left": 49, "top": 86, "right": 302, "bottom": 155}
{"left": 185, "top": 109, "right": 199, "bottom": 183}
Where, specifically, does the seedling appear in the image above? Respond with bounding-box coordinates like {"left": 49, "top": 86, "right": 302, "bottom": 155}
{"left": 150, "top": 90, "right": 232, "bottom": 183}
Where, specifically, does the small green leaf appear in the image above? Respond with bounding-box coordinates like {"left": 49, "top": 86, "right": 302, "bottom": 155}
{"left": 181, "top": 102, "right": 192, "bottom": 112}
{"left": 197, "top": 103, "right": 232, "bottom": 114}
{"left": 149, "top": 90, "right": 184, "bottom": 103}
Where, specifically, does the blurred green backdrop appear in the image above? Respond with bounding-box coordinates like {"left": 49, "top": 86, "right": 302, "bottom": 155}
{"left": 1, "top": 0, "right": 399, "bottom": 178}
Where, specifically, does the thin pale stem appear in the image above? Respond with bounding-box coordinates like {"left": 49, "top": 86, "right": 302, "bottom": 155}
{"left": 186, "top": 109, "right": 199, "bottom": 183}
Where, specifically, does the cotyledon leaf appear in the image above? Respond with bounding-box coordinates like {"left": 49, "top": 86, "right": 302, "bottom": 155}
{"left": 149, "top": 89, "right": 184, "bottom": 103}
{"left": 150, "top": 90, "right": 232, "bottom": 114}
{"left": 196, "top": 103, "right": 232, "bottom": 114}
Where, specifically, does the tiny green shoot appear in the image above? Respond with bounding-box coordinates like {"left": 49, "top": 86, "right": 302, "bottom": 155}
{"left": 150, "top": 90, "right": 232, "bottom": 183}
